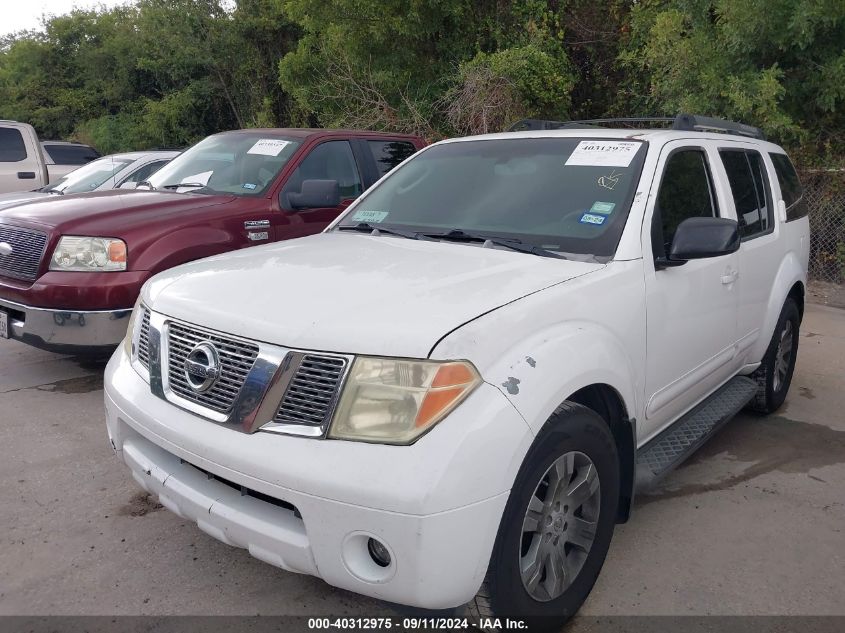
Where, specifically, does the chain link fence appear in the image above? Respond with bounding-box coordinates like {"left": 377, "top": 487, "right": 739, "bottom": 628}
{"left": 802, "top": 170, "right": 845, "bottom": 307}
{"left": 803, "top": 170, "right": 845, "bottom": 283}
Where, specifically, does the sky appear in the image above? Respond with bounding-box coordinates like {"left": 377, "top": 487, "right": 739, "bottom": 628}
{"left": 1, "top": 0, "right": 129, "bottom": 37}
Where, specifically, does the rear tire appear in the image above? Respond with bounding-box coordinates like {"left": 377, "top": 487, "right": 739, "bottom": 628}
{"left": 467, "top": 402, "right": 619, "bottom": 632}
{"left": 748, "top": 298, "right": 800, "bottom": 414}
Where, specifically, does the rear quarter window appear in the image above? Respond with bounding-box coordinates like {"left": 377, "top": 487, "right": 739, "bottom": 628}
{"left": 43, "top": 144, "right": 100, "bottom": 165}
{"left": 0, "top": 128, "right": 28, "bottom": 162}
{"left": 368, "top": 140, "right": 417, "bottom": 177}
{"left": 769, "top": 153, "right": 808, "bottom": 222}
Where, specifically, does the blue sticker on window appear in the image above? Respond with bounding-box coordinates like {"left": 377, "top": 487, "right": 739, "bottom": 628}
{"left": 579, "top": 212, "right": 606, "bottom": 225}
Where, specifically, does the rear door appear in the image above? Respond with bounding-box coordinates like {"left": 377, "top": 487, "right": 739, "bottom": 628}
{"left": 714, "top": 146, "right": 780, "bottom": 363}
{"left": 0, "top": 124, "right": 46, "bottom": 193}
{"left": 641, "top": 141, "right": 740, "bottom": 438}
{"left": 275, "top": 139, "right": 364, "bottom": 240}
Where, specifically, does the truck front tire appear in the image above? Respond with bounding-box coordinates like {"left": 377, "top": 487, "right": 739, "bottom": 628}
{"left": 467, "top": 403, "right": 619, "bottom": 631}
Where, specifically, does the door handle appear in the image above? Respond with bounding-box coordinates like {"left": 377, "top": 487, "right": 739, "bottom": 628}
{"left": 17, "top": 172, "right": 36, "bottom": 179}
{"left": 721, "top": 269, "right": 739, "bottom": 285}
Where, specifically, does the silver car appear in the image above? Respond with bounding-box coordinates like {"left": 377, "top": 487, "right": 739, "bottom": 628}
{"left": 0, "top": 150, "right": 179, "bottom": 211}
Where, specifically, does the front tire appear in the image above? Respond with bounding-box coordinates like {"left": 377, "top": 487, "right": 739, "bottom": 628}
{"left": 748, "top": 298, "right": 800, "bottom": 414}
{"left": 468, "top": 403, "right": 619, "bottom": 632}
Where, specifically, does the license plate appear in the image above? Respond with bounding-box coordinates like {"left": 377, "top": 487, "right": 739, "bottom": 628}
{"left": 0, "top": 310, "right": 8, "bottom": 339}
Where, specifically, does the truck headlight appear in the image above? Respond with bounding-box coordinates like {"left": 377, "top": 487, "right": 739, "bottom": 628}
{"left": 50, "top": 236, "right": 127, "bottom": 271}
{"left": 328, "top": 357, "right": 481, "bottom": 444}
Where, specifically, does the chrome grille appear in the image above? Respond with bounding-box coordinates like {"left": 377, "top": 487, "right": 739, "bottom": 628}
{"left": 0, "top": 224, "right": 47, "bottom": 282}
{"left": 275, "top": 355, "right": 347, "bottom": 427}
{"left": 166, "top": 322, "right": 259, "bottom": 414}
{"left": 137, "top": 308, "right": 151, "bottom": 369}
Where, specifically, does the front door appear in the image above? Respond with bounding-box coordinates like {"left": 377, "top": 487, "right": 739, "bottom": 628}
{"left": 641, "top": 143, "right": 740, "bottom": 440}
{"left": 277, "top": 140, "right": 364, "bottom": 240}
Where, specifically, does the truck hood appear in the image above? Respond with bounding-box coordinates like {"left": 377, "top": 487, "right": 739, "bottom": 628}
{"left": 0, "top": 190, "right": 234, "bottom": 233}
{"left": 145, "top": 232, "right": 602, "bottom": 358}
{"left": 0, "top": 191, "right": 47, "bottom": 212}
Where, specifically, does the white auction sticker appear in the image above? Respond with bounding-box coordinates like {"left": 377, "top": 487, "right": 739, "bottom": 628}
{"left": 247, "top": 139, "right": 291, "bottom": 156}
{"left": 565, "top": 141, "right": 641, "bottom": 167}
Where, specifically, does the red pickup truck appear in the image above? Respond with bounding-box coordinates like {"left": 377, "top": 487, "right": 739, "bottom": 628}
{"left": 0, "top": 129, "right": 425, "bottom": 354}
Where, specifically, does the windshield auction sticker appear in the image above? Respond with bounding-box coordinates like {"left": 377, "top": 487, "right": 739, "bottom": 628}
{"left": 247, "top": 139, "right": 291, "bottom": 156}
{"left": 565, "top": 141, "right": 640, "bottom": 167}
{"left": 352, "top": 210, "right": 389, "bottom": 223}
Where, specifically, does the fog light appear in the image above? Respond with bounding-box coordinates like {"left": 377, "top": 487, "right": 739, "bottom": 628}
{"left": 367, "top": 537, "right": 391, "bottom": 568}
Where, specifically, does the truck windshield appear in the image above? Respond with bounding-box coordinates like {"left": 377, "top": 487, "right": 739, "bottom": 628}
{"left": 145, "top": 133, "right": 301, "bottom": 196}
{"left": 336, "top": 137, "right": 647, "bottom": 258}
{"left": 45, "top": 156, "right": 134, "bottom": 194}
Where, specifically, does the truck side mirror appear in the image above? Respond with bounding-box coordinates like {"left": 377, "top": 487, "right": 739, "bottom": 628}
{"left": 288, "top": 179, "right": 340, "bottom": 209}
{"left": 668, "top": 217, "right": 740, "bottom": 262}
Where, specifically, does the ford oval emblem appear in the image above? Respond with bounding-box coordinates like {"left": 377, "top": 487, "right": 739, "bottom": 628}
{"left": 183, "top": 341, "right": 221, "bottom": 393}
{"left": 0, "top": 242, "right": 12, "bottom": 257}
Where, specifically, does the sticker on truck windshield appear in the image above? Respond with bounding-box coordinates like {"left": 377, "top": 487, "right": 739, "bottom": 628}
{"left": 565, "top": 141, "right": 640, "bottom": 167}
{"left": 590, "top": 201, "right": 616, "bottom": 215}
{"left": 247, "top": 139, "right": 291, "bottom": 156}
{"left": 352, "top": 210, "right": 389, "bottom": 223}
{"left": 579, "top": 212, "right": 607, "bottom": 225}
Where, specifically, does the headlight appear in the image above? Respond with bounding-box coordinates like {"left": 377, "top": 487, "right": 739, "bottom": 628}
{"left": 123, "top": 297, "right": 143, "bottom": 358}
{"left": 328, "top": 357, "right": 481, "bottom": 444}
{"left": 50, "top": 236, "right": 127, "bottom": 271}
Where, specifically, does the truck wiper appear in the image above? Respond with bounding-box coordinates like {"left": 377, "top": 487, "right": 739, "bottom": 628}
{"left": 424, "top": 229, "right": 565, "bottom": 259}
{"left": 337, "top": 222, "right": 433, "bottom": 241}
{"left": 46, "top": 189, "right": 64, "bottom": 195}
{"left": 160, "top": 182, "right": 213, "bottom": 192}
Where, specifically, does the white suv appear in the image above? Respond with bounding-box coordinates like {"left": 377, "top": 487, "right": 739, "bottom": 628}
{"left": 104, "top": 115, "right": 809, "bottom": 630}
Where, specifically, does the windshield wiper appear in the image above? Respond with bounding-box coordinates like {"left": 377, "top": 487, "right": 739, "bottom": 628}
{"left": 46, "top": 189, "right": 64, "bottom": 195}
{"left": 160, "top": 182, "right": 213, "bottom": 192}
{"left": 337, "top": 222, "right": 433, "bottom": 241}
{"left": 425, "top": 229, "right": 565, "bottom": 259}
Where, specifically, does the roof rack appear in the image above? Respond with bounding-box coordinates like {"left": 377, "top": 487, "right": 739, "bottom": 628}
{"left": 508, "top": 114, "right": 766, "bottom": 140}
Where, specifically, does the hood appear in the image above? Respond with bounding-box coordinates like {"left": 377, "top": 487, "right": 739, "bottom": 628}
{"left": 0, "top": 191, "right": 47, "bottom": 212}
{"left": 146, "top": 232, "right": 602, "bottom": 358}
{"left": 0, "top": 189, "right": 235, "bottom": 233}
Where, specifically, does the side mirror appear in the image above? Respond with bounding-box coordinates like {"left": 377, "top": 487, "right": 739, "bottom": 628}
{"left": 118, "top": 181, "right": 138, "bottom": 190}
{"left": 288, "top": 179, "right": 340, "bottom": 209}
{"left": 662, "top": 217, "right": 740, "bottom": 267}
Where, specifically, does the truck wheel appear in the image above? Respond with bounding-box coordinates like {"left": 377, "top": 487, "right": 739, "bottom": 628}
{"left": 467, "top": 403, "right": 619, "bottom": 632}
{"left": 748, "top": 298, "right": 800, "bottom": 414}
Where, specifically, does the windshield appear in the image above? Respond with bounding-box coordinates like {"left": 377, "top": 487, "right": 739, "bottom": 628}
{"left": 145, "top": 133, "right": 302, "bottom": 195}
{"left": 45, "top": 156, "right": 134, "bottom": 194}
{"left": 336, "top": 137, "right": 647, "bottom": 257}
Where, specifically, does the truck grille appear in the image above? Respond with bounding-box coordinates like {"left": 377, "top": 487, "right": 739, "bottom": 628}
{"left": 0, "top": 224, "right": 47, "bottom": 282}
{"left": 275, "top": 355, "right": 348, "bottom": 427}
{"left": 166, "top": 322, "right": 259, "bottom": 414}
{"left": 137, "top": 308, "right": 151, "bottom": 369}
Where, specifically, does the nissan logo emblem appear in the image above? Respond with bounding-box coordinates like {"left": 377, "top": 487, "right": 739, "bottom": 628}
{"left": 0, "top": 242, "right": 12, "bottom": 257}
{"left": 183, "top": 341, "right": 221, "bottom": 393}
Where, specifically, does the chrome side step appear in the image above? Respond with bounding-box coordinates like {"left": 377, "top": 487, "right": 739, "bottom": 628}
{"left": 635, "top": 376, "right": 757, "bottom": 491}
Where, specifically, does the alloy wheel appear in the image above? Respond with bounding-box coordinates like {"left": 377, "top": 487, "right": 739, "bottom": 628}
{"left": 519, "top": 451, "right": 601, "bottom": 602}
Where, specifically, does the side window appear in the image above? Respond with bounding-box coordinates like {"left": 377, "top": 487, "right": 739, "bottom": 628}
{"left": 653, "top": 149, "right": 718, "bottom": 258}
{"left": 0, "top": 128, "right": 28, "bottom": 162}
{"left": 43, "top": 144, "right": 99, "bottom": 165}
{"left": 281, "top": 141, "right": 362, "bottom": 208}
{"left": 122, "top": 160, "right": 169, "bottom": 185}
{"left": 720, "top": 149, "right": 773, "bottom": 239}
{"left": 368, "top": 140, "right": 417, "bottom": 177}
{"left": 769, "top": 153, "right": 808, "bottom": 221}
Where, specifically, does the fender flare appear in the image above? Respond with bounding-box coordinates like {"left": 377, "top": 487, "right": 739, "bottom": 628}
{"left": 750, "top": 251, "right": 806, "bottom": 364}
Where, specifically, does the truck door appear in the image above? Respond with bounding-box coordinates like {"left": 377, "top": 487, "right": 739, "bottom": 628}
{"left": 641, "top": 142, "right": 740, "bottom": 439}
{"left": 275, "top": 140, "right": 364, "bottom": 240}
{"left": 0, "top": 124, "right": 46, "bottom": 194}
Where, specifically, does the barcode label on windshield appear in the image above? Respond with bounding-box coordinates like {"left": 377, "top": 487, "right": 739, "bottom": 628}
{"left": 565, "top": 141, "right": 640, "bottom": 167}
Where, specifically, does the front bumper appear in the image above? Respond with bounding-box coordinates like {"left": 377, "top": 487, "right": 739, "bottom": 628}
{"left": 105, "top": 348, "right": 534, "bottom": 609}
{"left": 0, "top": 295, "right": 131, "bottom": 354}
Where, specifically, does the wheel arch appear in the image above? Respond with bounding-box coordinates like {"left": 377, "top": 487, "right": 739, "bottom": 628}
{"left": 566, "top": 384, "right": 636, "bottom": 523}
